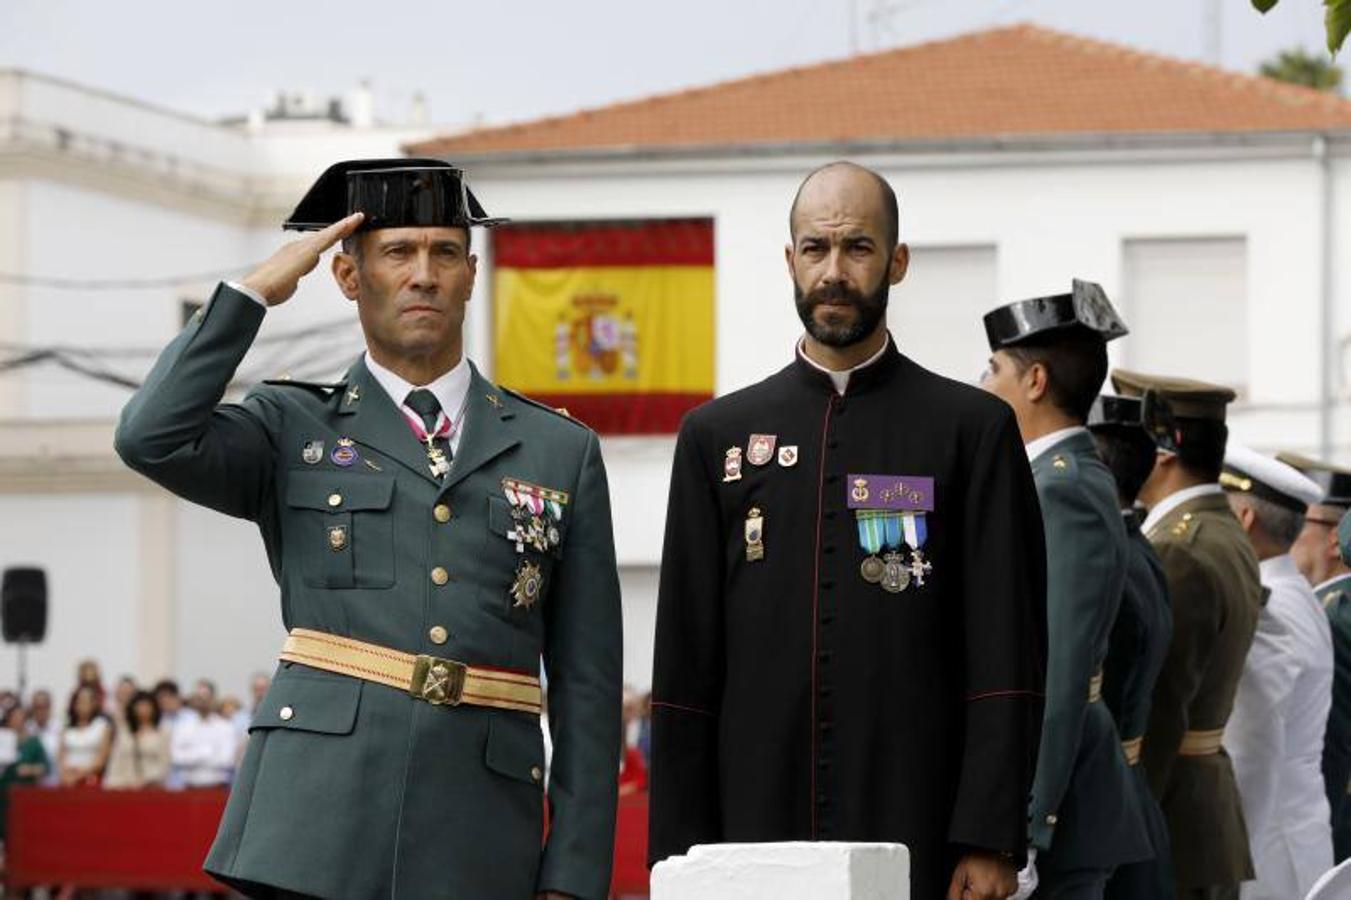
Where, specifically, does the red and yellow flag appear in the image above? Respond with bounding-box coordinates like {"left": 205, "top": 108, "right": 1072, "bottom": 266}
{"left": 492, "top": 219, "right": 715, "bottom": 434}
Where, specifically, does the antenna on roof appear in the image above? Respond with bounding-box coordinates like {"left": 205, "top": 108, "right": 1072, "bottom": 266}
{"left": 1203, "top": 0, "right": 1223, "bottom": 64}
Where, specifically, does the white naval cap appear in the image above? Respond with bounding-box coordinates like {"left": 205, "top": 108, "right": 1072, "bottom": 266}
{"left": 1222, "top": 444, "right": 1324, "bottom": 513}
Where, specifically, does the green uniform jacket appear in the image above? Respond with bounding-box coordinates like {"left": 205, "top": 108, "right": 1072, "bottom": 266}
{"left": 1141, "top": 490, "right": 1259, "bottom": 890}
{"left": 1103, "top": 515, "right": 1176, "bottom": 900}
{"left": 1319, "top": 573, "right": 1351, "bottom": 862}
{"left": 115, "top": 284, "right": 623, "bottom": 900}
{"left": 1028, "top": 432, "right": 1150, "bottom": 871}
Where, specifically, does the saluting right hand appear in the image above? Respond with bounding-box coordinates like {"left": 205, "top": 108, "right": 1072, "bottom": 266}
{"left": 240, "top": 212, "right": 364, "bottom": 306}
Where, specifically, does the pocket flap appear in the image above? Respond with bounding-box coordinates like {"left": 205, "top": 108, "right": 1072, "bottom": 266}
{"left": 483, "top": 714, "right": 544, "bottom": 786}
{"left": 251, "top": 667, "right": 362, "bottom": 736}
{"left": 285, "top": 470, "right": 395, "bottom": 512}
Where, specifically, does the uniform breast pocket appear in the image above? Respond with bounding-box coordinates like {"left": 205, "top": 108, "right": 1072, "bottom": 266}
{"left": 285, "top": 470, "right": 396, "bottom": 589}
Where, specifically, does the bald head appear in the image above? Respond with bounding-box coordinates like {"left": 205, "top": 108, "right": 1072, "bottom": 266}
{"left": 789, "top": 161, "right": 899, "bottom": 249}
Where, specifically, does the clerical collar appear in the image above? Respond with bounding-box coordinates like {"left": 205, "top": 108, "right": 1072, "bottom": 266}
{"left": 1026, "top": 426, "right": 1089, "bottom": 464}
{"left": 363, "top": 351, "right": 472, "bottom": 445}
{"left": 796, "top": 334, "right": 892, "bottom": 396}
{"left": 1142, "top": 483, "right": 1224, "bottom": 536}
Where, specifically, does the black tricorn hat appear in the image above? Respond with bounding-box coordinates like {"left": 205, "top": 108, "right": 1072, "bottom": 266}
{"left": 983, "top": 279, "right": 1128, "bottom": 351}
{"left": 1088, "top": 392, "right": 1178, "bottom": 453}
{"left": 282, "top": 158, "right": 508, "bottom": 232}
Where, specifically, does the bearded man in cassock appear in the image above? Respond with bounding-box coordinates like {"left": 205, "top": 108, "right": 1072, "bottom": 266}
{"left": 648, "top": 161, "right": 1048, "bottom": 900}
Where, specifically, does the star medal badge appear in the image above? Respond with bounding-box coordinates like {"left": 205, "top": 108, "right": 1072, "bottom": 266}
{"left": 723, "top": 447, "right": 743, "bottom": 482}
{"left": 511, "top": 558, "right": 544, "bottom": 609}
{"left": 744, "top": 507, "right": 765, "bottom": 562}
{"left": 301, "top": 440, "right": 324, "bottom": 465}
{"left": 747, "top": 434, "right": 777, "bottom": 467}
{"left": 330, "top": 437, "right": 359, "bottom": 467}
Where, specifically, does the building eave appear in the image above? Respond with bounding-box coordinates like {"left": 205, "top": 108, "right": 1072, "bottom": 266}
{"left": 428, "top": 128, "right": 1351, "bottom": 177}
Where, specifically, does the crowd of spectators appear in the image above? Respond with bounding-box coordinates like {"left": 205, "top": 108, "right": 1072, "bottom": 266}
{"left": 0, "top": 660, "right": 272, "bottom": 812}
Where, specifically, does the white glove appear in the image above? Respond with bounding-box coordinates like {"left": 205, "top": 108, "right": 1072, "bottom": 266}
{"left": 1009, "top": 848, "right": 1038, "bottom": 900}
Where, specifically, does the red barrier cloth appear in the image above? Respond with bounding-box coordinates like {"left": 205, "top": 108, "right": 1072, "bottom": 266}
{"left": 7, "top": 786, "right": 227, "bottom": 890}
{"left": 9, "top": 785, "right": 649, "bottom": 895}
{"left": 611, "top": 791, "right": 651, "bottom": 896}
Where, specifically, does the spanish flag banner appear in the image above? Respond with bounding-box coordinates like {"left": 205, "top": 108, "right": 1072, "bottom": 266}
{"left": 492, "top": 219, "right": 715, "bottom": 434}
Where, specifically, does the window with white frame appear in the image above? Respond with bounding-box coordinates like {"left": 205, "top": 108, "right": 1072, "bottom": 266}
{"left": 1120, "top": 238, "right": 1248, "bottom": 393}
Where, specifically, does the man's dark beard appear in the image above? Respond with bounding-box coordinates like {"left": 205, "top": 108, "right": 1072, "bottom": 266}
{"left": 794, "top": 272, "right": 890, "bottom": 348}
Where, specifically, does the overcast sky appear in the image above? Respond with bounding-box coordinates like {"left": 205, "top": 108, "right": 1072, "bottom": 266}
{"left": 0, "top": 0, "right": 1336, "bottom": 130}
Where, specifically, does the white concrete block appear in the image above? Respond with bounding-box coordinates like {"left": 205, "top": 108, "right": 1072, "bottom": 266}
{"left": 651, "top": 842, "right": 910, "bottom": 900}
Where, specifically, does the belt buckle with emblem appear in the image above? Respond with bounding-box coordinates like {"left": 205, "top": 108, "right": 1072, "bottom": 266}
{"left": 410, "top": 655, "right": 466, "bottom": 705}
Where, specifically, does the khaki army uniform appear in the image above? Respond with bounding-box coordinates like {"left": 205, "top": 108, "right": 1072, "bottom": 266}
{"left": 1141, "top": 490, "right": 1260, "bottom": 893}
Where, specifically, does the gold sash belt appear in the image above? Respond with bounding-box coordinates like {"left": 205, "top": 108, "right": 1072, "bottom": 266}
{"left": 1121, "top": 736, "right": 1143, "bottom": 766}
{"left": 280, "top": 628, "right": 542, "bottom": 715}
{"left": 1177, "top": 728, "right": 1225, "bottom": 757}
{"left": 1088, "top": 671, "right": 1104, "bottom": 704}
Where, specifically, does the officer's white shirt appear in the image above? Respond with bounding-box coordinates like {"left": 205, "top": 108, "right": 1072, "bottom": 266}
{"left": 1227, "top": 553, "right": 1335, "bottom": 900}
{"left": 170, "top": 711, "right": 239, "bottom": 788}
{"left": 364, "top": 351, "right": 471, "bottom": 456}
{"left": 1023, "top": 426, "right": 1088, "bottom": 464}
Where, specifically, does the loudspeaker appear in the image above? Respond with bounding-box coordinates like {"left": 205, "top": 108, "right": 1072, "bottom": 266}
{"left": 2, "top": 567, "right": 47, "bottom": 643}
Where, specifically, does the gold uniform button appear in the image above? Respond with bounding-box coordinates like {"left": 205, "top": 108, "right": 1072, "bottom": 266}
{"left": 428, "top": 625, "right": 448, "bottom": 645}
{"left": 279, "top": 706, "right": 294, "bottom": 721}
{"left": 430, "top": 567, "right": 450, "bottom": 586}
{"left": 327, "top": 493, "right": 342, "bottom": 508}
{"left": 433, "top": 504, "right": 451, "bottom": 523}
{"left": 530, "top": 766, "right": 543, "bottom": 783}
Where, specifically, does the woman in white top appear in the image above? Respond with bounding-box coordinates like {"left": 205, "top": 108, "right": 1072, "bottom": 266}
{"left": 57, "top": 684, "right": 112, "bottom": 786}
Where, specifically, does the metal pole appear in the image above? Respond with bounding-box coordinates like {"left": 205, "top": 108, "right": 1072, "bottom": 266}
{"left": 1316, "top": 134, "right": 1336, "bottom": 459}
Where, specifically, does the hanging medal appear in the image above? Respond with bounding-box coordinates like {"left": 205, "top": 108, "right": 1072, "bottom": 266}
{"left": 879, "top": 513, "right": 910, "bottom": 594}
{"left": 502, "top": 478, "right": 570, "bottom": 554}
{"left": 901, "top": 512, "right": 933, "bottom": 587}
{"left": 855, "top": 510, "right": 887, "bottom": 584}
{"left": 400, "top": 407, "right": 452, "bottom": 478}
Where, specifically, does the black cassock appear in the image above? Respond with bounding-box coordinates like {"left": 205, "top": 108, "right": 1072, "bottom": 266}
{"left": 649, "top": 340, "right": 1048, "bottom": 897}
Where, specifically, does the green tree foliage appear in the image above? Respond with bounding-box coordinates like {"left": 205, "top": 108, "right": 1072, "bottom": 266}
{"left": 1251, "top": 0, "right": 1351, "bottom": 55}
{"left": 1259, "top": 46, "right": 1346, "bottom": 90}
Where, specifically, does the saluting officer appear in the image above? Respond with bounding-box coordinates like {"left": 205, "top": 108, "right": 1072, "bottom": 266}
{"left": 1278, "top": 453, "right": 1351, "bottom": 861}
{"left": 1087, "top": 394, "right": 1176, "bottom": 900}
{"left": 1110, "top": 371, "right": 1260, "bottom": 900}
{"left": 981, "top": 282, "right": 1151, "bottom": 898}
{"left": 649, "top": 161, "right": 1048, "bottom": 900}
{"left": 116, "top": 159, "right": 623, "bottom": 900}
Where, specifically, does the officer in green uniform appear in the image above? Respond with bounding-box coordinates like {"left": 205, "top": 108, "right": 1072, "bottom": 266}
{"left": 1088, "top": 394, "right": 1176, "bottom": 900}
{"left": 115, "top": 159, "right": 623, "bottom": 899}
{"left": 1277, "top": 452, "right": 1351, "bottom": 861}
{"left": 1111, "top": 370, "right": 1260, "bottom": 900}
{"left": 981, "top": 280, "right": 1150, "bottom": 898}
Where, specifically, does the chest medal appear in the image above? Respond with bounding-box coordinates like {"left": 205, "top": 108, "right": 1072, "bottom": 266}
{"left": 848, "top": 475, "right": 936, "bottom": 595}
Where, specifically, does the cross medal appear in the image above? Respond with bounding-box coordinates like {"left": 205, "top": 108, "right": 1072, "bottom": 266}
{"left": 425, "top": 434, "right": 451, "bottom": 478}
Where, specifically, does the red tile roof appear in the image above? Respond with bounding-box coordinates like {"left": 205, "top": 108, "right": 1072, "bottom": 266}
{"left": 409, "top": 24, "right": 1351, "bottom": 157}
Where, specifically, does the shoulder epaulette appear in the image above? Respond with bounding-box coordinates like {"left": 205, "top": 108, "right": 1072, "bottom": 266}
{"left": 500, "top": 387, "right": 593, "bottom": 431}
{"left": 1165, "top": 511, "right": 1204, "bottom": 545}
